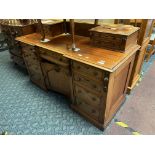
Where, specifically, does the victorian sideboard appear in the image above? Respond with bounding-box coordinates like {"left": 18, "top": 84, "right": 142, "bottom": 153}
{"left": 16, "top": 33, "right": 140, "bottom": 130}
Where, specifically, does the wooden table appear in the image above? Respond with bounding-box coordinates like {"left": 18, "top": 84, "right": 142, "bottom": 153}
{"left": 16, "top": 33, "right": 140, "bottom": 130}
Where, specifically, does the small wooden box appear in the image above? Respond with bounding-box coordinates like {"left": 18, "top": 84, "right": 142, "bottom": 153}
{"left": 89, "top": 24, "right": 139, "bottom": 52}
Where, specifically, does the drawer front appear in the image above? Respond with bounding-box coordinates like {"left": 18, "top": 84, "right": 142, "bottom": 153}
{"left": 74, "top": 85, "right": 101, "bottom": 107}
{"left": 39, "top": 48, "right": 69, "bottom": 64}
{"left": 22, "top": 44, "right": 35, "bottom": 53}
{"left": 74, "top": 73, "right": 103, "bottom": 93}
{"left": 73, "top": 61, "right": 103, "bottom": 81}
{"left": 75, "top": 98, "right": 99, "bottom": 121}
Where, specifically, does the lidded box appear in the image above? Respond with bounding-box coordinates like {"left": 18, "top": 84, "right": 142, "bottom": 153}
{"left": 89, "top": 24, "right": 139, "bottom": 52}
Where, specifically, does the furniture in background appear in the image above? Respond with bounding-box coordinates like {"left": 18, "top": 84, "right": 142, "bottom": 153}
{"left": 0, "top": 20, "right": 37, "bottom": 68}
{"left": 16, "top": 21, "right": 140, "bottom": 130}
{"left": 115, "top": 19, "right": 155, "bottom": 93}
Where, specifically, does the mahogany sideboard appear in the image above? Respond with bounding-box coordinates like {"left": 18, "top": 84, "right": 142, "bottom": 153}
{"left": 16, "top": 33, "right": 140, "bottom": 130}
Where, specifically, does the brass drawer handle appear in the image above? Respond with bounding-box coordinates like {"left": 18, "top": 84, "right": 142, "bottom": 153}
{"left": 104, "top": 77, "right": 109, "bottom": 81}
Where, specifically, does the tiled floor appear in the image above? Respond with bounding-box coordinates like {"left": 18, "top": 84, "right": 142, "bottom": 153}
{"left": 0, "top": 50, "right": 155, "bottom": 135}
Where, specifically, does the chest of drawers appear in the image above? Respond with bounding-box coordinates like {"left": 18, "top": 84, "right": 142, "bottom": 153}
{"left": 1, "top": 23, "right": 36, "bottom": 68}
{"left": 89, "top": 24, "right": 139, "bottom": 52}
{"left": 71, "top": 56, "right": 136, "bottom": 129}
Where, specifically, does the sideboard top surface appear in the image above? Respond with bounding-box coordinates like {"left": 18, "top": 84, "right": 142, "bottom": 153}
{"left": 16, "top": 33, "right": 140, "bottom": 72}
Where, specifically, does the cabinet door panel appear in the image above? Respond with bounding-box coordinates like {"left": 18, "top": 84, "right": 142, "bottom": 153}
{"left": 42, "top": 62, "right": 71, "bottom": 97}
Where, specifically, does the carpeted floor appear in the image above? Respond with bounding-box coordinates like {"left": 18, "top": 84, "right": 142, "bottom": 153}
{"left": 0, "top": 50, "right": 155, "bottom": 135}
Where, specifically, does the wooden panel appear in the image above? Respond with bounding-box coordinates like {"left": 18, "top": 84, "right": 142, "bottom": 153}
{"left": 22, "top": 45, "right": 47, "bottom": 90}
{"left": 74, "top": 84, "right": 101, "bottom": 107}
{"left": 74, "top": 73, "right": 103, "bottom": 93}
{"left": 41, "top": 62, "right": 71, "bottom": 97}
{"left": 73, "top": 61, "right": 103, "bottom": 81}
{"left": 39, "top": 47, "right": 69, "bottom": 66}
{"left": 104, "top": 54, "right": 135, "bottom": 126}
{"left": 74, "top": 98, "right": 100, "bottom": 121}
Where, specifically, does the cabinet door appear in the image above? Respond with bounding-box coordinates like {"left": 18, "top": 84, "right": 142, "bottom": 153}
{"left": 22, "top": 45, "right": 47, "bottom": 90}
{"left": 42, "top": 62, "right": 71, "bottom": 97}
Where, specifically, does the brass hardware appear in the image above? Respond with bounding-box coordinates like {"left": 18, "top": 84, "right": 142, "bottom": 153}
{"left": 103, "top": 72, "right": 109, "bottom": 92}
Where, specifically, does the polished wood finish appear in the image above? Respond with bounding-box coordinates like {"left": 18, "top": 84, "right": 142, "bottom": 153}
{"left": 89, "top": 24, "right": 139, "bottom": 52}
{"left": 16, "top": 33, "right": 139, "bottom": 130}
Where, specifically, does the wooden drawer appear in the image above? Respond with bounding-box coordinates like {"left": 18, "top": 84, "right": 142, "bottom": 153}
{"left": 39, "top": 47, "right": 69, "bottom": 65}
{"left": 73, "top": 61, "right": 103, "bottom": 81}
{"left": 75, "top": 98, "right": 99, "bottom": 121}
{"left": 74, "top": 85, "right": 101, "bottom": 107}
{"left": 74, "top": 73, "right": 103, "bottom": 93}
